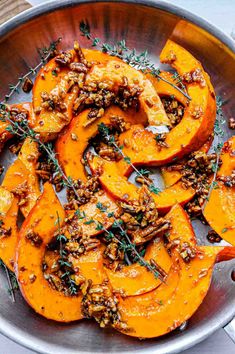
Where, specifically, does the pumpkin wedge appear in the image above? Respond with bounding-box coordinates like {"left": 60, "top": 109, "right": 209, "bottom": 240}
{"left": 89, "top": 155, "right": 195, "bottom": 214}
{"left": 18, "top": 137, "right": 40, "bottom": 216}
{"left": 147, "top": 71, "right": 189, "bottom": 107}
{"left": 32, "top": 48, "right": 121, "bottom": 139}
{"left": 56, "top": 106, "right": 147, "bottom": 181}
{"left": 203, "top": 137, "right": 235, "bottom": 245}
{"left": 162, "top": 134, "right": 214, "bottom": 188}
{"left": 116, "top": 204, "right": 235, "bottom": 338}
{"left": 117, "top": 40, "right": 216, "bottom": 176}
{"left": 0, "top": 187, "right": 18, "bottom": 271}
{"left": 16, "top": 183, "right": 106, "bottom": 322}
{"left": 105, "top": 236, "right": 172, "bottom": 296}
{"left": 85, "top": 59, "right": 170, "bottom": 126}
{"left": 0, "top": 102, "right": 32, "bottom": 152}
{"left": 66, "top": 191, "right": 121, "bottom": 237}
{"left": 2, "top": 138, "right": 40, "bottom": 217}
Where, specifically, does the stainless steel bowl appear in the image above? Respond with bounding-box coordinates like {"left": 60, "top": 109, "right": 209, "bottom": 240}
{"left": 0, "top": 1, "right": 235, "bottom": 353}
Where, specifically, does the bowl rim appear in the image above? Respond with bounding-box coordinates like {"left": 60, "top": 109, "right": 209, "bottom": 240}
{"left": 0, "top": 1, "right": 234, "bottom": 354}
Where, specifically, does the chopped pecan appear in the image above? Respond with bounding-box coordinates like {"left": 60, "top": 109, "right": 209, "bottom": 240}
{"left": 229, "top": 117, "right": 235, "bottom": 130}
{"left": 26, "top": 230, "right": 43, "bottom": 247}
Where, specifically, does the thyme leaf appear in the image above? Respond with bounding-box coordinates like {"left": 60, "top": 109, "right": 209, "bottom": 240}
{"left": 79, "top": 21, "right": 191, "bottom": 101}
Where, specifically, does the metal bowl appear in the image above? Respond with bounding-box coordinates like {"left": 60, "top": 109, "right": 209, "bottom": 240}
{"left": 0, "top": 1, "right": 235, "bottom": 353}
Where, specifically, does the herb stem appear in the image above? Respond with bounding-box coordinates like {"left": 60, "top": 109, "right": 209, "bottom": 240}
{"left": 3, "top": 38, "right": 61, "bottom": 103}
{"left": 4, "top": 264, "right": 15, "bottom": 302}
{"left": 79, "top": 21, "right": 191, "bottom": 101}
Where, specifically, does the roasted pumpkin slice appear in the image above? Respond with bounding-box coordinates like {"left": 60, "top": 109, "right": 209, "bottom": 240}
{"left": 217, "top": 136, "right": 235, "bottom": 177}
{"left": 2, "top": 138, "right": 40, "bottom": 217}
{"left": 116, "top": 204, "right": 235, "bottom": 338}
{"left": 203, "top": 137, "right": 235, "bottom": 245}
{"left": 66, "top": 191, "right": 120, "bottom": 237}
{"left": 56, "top": 106, "right": 147, "bottom": 181}
{"left": 0, "top": 187, "right": 18, "bottom": 271}
{"left": 147, "top": 71, "right": 189, "bottom": 107}
{"left": 86, "top": 59, "right": 170, "bottom": 126}
{"left": 89, "top": 155, "right": 195, "bottom": 214}
{"left": 161, "top": 134, "right": 214, "bottom": 188}
{"left": 32, "top": 48, "right": 121, "bottom": 139}
{"left": 18, "top": 137, "right": 40, "bottom": 216}
{"left": 0, "top": 102, "right": 32, "bottom": 152}
{"left": 117, "top": 40, "right": 216, "bottom": 176}
{"left": 105, "top": 236, "right": 172, "bottom": 296}
{"left": 16, "top": 182, "right": 106, "bottom": 322}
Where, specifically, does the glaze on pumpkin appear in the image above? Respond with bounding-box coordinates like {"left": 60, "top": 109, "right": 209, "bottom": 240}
{"left": 2, "top": 138, "right": 40, "bottom": 217}
{"left": 86, "top": 59, "right": 170, "bottom": 126}
{"left": 89, "top": 155, "right": 195, "bottom": 214}
{"left": 203, "top": 137, "right": 235, "bottom": 245}
{"left": 161, "top": 134, "right": 214, "bottom": 188}
{"left": 116, "top": 39, "right": 216, "bottom": 176}
{"left": 116, "top": 204, "right": 235, "bottom": 338}
{"left": 66, "top": 191, "right": 121, "bottom": 237}
{"left": 32, "top": 49, "right": 122, "bottom": 139}
{"left": 56, "top": 106, "right": 147, "bottom": 181}
{"left": 105, "top": 236, "right": 172, "bottom": 296}
{"left": 16, "top": 183, "right": 106, "bottom": 322}
{"left": 0, "top": 187, "right": 18, "bottom": 271}
{"left": 0, "top": 102, "right": 32, "bottom": 152}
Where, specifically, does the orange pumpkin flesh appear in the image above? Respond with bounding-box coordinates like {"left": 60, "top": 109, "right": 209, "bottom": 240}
{"left": 147, "top": 71, "right": 189, "bottom": 107}
{"left": 161, "top": 134, "right": 214, "bottom": 188}
{"left": 105, "top": 237, "right": 172, "bottom": 296}
{"left": 2, "top": 138, "right": 40, "bottom": 217}
{"left": 117, "top": 39, "right": 216, "bottom": 176}
{"left": 89, "top": 155, "right": 195, "bottom": 214}
{"left": 0, "top": 187, "right": 18, "bottom": 271}
{"left": 16, "top": 183, "right": 106, "bottom": 322}
{"left": 66, "top": 191, "right": 121, "bottom": 237}
{"left": 117, "top": 204, "right": 235, "bottom": 338}
{"left": 18, "top": 137, "right": 41, "bottom": 216}
{"left": 55, "top": 106, "right": 147, "bottom": 181}
{"left": 0, "top": 102, "right": 32, "bottom": 151}
{"left": 203, "top": 137, "right": 235, "bottom": 245}
{"left": 86, "top": 59, "right": 170, "bottom": 126}
{"left": 32, "top": 49, "right": 123, "bottom": 139}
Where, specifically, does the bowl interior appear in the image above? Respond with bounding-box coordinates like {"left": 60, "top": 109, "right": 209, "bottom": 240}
{"left": 0, "top": 1, "right": 234, "bottom": 353}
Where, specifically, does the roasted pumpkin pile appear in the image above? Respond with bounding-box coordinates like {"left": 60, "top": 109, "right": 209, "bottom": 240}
{"left": 0, "top": 38, "right": 234, "bottom": 339}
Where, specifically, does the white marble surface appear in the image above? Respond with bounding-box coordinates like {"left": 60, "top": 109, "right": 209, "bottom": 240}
{"left": 0, "top": 0, "right": 235, "bottom": 353}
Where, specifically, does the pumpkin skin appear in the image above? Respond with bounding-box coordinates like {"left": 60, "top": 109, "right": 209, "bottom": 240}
{"left": 116, "top": 204, "right": 235, "bottom": 338}
{"left": 55, "top": 106, "right": 147, "bottom": 181}
{"left": 0, "top": 187, "right": 18, "bottom": 271}
{"left": 2, "top": 138, "right": 40, "bottom": 217}
{"left": 105, "top": 236, "right": 172, "bottom": 296}
{"left": 89, "top": 155, "right": 195, "bottom": 214}
{"left": 16, "top": 182, "right": 106, "bottom": 322}
{"left": 116, "top": 39, "right": 216, "bottom": 176}
{"left": 85, "top": 59, "right": 170, "bottom": 126}
{"left": 203, "top": 137, "right": 235, "bottom": 245}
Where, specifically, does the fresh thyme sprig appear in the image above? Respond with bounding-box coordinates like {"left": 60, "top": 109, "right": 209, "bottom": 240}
{"left": 79, "top": 20, "right": 191, "bottom": 101}
{"left": 202, "top": 96, "right": 225, "bottom": 209}
{"left": 98, "top": 122, "right": 161, "bottom": 195}
{"left": 0, "top": 105, "right": 79, "bottom": 199}
{"left": 91, "top": 208, "right": 165, "bottom": 282}
{"left": 3, "top": 38, "right": 61, "bottom": 103}
{"left": 55, "top": 212, "right": 78, "bottom": 296}
{"left": 0, "top": 259, "right": 18, "bottom": 302}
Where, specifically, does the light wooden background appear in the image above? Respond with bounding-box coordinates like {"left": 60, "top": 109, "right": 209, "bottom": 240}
{"left": 0, "top": 0, "right": 31, "bottom": 24}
